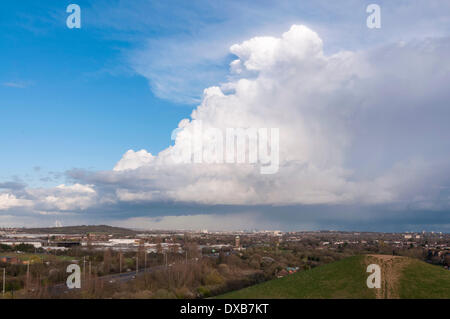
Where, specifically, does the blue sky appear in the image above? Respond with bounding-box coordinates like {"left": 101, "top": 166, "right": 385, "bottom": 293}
{"left": 1, "top": 1, "right": 450, "bottom": 231}
{"left": 0, "top": 1, "right": 193, "bottom": 186}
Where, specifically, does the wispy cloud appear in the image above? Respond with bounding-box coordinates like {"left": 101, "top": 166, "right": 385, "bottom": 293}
{"left": 2, "top": 81, "right": 29, "bottom": 88}
{"left": 88, "top": 0, "right": 450, "bottom": 104}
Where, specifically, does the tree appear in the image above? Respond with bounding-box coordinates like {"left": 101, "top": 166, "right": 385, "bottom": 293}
{"left": 103, "top": 249, "right": 112, "bottom": 274}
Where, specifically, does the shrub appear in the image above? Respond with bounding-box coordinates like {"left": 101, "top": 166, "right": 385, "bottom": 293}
{"left": 152, "top": 288, "right": 176, "bottom": 299}
{"left": 197, "top": 286, "right": 211, "bottom": 298}
{"left": 204, "top": 270, "right": 224, "bottom": 286}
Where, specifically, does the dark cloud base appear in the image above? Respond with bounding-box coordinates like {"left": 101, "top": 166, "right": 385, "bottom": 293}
{"left": 29, "top": 202, "right": 449, "bottom": 233}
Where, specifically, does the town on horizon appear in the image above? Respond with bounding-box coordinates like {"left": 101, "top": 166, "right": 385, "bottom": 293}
{"left": 1, "top": 223, "right": 448, "bottom": 299}
{"left": 1, "top": 224, "right": 449, "bottom": 235}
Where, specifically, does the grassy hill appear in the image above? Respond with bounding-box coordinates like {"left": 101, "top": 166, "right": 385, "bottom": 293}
{"left": 399, "top": 257, "right": 450, "bottom": 298}
{"left": 217, "top": 255, "right": 450, "bottom": 299}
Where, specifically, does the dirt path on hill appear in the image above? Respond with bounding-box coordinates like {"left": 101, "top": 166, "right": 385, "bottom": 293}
{"left": 365, "top": 255, "right": 411, "bottom": 299}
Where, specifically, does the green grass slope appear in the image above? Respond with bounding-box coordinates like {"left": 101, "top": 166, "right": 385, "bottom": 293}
{"left": 217, "top": 255, "right": 375, "bottom": 299}
{"left": 399, "top": 258, "right": 450, "bottom": 299}
{"left": 217, "top": 255, "right": 450, "bottom": 299}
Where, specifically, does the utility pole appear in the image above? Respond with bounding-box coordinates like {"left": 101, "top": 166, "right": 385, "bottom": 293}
{"left": 2, "top": 268, "right": 5, "bottom": 296}
{"left": 144, "top": 251, "right": 147, "bottom": 272}
{"left": 185, "top": 251, "right": 188, "bottom": 264}
{"left": 119, "top": 251, "right": 122, "bottom": 274}
{"left": 83, "top": 256, "right": 86, "bottom": 284}
{"left": 136, "top": 256, "right": 139, "bottom": 275}
{"left": 89, "top": 261, "right": 91, "bottom": 285}
{"left": 26, "top": 261, "right": 30, "bottom": 289}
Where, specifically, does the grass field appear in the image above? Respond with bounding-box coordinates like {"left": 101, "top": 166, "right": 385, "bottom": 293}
{"left": 217, "top": 255, "right": 376, "bottom": 299}
{"left": 398, "top": 258, "right": 450, "bottom": 298}
{"left": 217, "top": 255, "right": 450, "bottom": 299}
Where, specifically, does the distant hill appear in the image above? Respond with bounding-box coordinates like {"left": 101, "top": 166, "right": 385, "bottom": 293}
{"left": 217, "top": 255, "right": 450, "bottom": 299}
{"left": 18, "top": 225, "right": 138, "bottom": 236}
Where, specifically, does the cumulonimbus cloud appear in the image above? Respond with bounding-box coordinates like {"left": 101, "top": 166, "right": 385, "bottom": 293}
{"left": 103, "top": 25, "right": 450, "bottom": 207}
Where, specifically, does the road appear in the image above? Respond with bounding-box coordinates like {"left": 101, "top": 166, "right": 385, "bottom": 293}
{"left": 49, "top": 264, "right": 166, "bottom": 295}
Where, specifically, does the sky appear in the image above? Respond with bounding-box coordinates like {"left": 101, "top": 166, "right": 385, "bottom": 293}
{"left": 1, "top": 0, "right": 450, "bottom": 232}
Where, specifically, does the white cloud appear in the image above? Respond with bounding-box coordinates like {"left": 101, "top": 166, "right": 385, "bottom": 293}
{"left": 25, "top": 183, "right": 98, "bottom": 211}
{"left": 108, "top": 25, "right": 450, "bottom": 208}
{"left": 0, "top": 193, "right": 32, "bottom": 211}
{"left": 120, "top": 1, "right": 450, "bottom": 104}
{"left": 113, "top": 149, "right": 155, "bottom": 171}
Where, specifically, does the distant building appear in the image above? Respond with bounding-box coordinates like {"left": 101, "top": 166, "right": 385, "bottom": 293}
{"left": 55, "top": 241, "right": 81, "bottom": 248}
{"left": 0, "top": 256, "right": 19, "bottom": 264}
{"left": 109, "top": 238, "right": 138, "bottom": 245}
{"left": 235, "top": 236, "right": 240, "bottom": 248}
{"left": 286, "top": 266, "right": 299, "bottom": 274}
